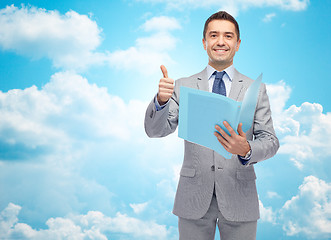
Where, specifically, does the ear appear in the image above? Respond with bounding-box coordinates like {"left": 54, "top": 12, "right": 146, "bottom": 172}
{"left": 236, "top": 39, "right": 241, "bottom": 52}
{"left": 202, "top": 38, "right": 207, "bottom": 50}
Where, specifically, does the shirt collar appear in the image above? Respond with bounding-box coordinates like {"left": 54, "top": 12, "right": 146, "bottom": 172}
{"left": 206, "top": 64, "right": 234, "bottom": 82}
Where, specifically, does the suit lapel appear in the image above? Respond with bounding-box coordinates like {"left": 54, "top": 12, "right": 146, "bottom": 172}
{"left": 229, "top": 68, "right": 244, "bottom": 101}
{"left": 196, "top": 68, "right": 209, "bottom": 91}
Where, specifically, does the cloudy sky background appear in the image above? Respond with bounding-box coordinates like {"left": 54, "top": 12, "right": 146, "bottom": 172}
{"left": 0, "top": 0, "right": 330, "bottom": 239}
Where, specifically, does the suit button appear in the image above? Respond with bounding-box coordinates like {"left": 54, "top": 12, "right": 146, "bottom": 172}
{"left": 211, "top": 165, "right": 215, "bottom": 171}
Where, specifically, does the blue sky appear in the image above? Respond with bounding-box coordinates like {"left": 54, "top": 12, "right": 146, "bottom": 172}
{"left": 0, "top": 0, "right": 330, "bottom": 239}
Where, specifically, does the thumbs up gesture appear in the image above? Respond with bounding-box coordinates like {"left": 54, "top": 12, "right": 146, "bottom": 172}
{"left": 157, "top": 65, "right": 175, "bottom": 105}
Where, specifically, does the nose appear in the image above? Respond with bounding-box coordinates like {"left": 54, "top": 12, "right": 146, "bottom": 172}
{"left": 216, "top": 36, "right": 225, "bottom": 46}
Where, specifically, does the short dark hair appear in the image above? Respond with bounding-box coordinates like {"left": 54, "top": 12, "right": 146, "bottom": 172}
{"left": 203, "top": 11, "right": 240, "bottom": 41}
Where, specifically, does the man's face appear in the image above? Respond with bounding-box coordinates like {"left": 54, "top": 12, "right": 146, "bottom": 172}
{"left": 203, "top": 20, "right": 241, "bottom": 70}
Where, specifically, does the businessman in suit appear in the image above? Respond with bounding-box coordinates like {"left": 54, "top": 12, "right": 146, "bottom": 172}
{"left": 144, "top": 11, "right": 279, "bottom": 240}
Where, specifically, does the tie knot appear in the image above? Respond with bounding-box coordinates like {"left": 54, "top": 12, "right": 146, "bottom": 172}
{"left": 214, "top": 71, "right": 225, "bottom": 80}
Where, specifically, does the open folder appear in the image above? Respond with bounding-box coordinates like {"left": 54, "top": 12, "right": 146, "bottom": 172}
{"left": 178, "top": 74, "right": 263, "bottom": 158}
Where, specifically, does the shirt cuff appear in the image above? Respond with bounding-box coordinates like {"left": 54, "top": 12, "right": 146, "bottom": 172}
{"left": 238, "top": 155, "right": 250, "bottom": 165}
{"left": 154, "top": 95, "right": 168, "bottom": 111}
{"left": 238, "top": 146, "right": 252, "bottom": 165}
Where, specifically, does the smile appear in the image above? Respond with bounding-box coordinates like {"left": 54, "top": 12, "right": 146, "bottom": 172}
{"left": 213, "top": 49, "right": 228, "bottom": 53}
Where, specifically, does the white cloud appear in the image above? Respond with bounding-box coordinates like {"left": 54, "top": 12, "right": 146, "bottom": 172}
{"left": 266, "top": 80, "right": 291, "bottom": 125}
{"left": 108, "top": 16, "right": 180, "bottom": 75}
{"left": 154, "top": 162, "right": 182, "bottom": 200}
{"left": 280, "top": 176, "right": 331, "bottom": 238}
{"left": 266, "top": 82, "right": 331, "bottom": 169}
{"left": 0, "top": 70, "right": 184, "bottom": 234}
{"left": 0, "top": 71, "right": 145, "bottom": 155}
{"left": 105, "top": 212, "right": 169, "bottom": 238}
{"left": 0, "top": 69, "right": 182, "bottom": 162}
{"left": 279, "top": 102, "right": 331, "bottom": 169}
{"left": 0, "top": 203, "right": 21, "bottom": 235}
{"left": 263, "top": 13, "right": 276, "bottom": 22}
{"left": 259, "top": 200, "right": 276, "bottom": 224}
{"left": 0, "top": 69, "right": 164, "bottom": 223}
{"left": 157, "top": 179, "right": 177, "bottom": 199}
{"left": 0, "top": 161, "right": 115, "bottom": 228}
{"left": 0, "top": 5, "right": 104, "bottom": 71}
{"left": 130, "top": 202, "right": 149, "bottom": 214}
{"left": 266, "top": 191, "right": 281, "bottom": 199}
{"left": 142, "top": 16, "right": 181, "bottom": 32}
{"left": 0, "top": 5, "right": 180, "bottom": 75}
{"left": 136, "top": 0, "right": 309, "bottom": 15}
{"left": 172, "top": 164, "right": 182, "bottom": 184}
{"left": 0, "top": 203, "right": 175, "bottom": 240}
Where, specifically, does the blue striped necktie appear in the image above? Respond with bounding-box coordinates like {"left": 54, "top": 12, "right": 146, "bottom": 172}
{"left": 212, "top": 71, "right": 226, "bottom": 96}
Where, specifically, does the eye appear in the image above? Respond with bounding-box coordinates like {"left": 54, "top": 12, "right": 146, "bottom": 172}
{"left": 225, "top": 35, "right": 233, "bottom": 39}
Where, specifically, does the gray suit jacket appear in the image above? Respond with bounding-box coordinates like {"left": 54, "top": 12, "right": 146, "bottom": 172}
{"left": 144, "top": 67, "right": 279, "bottom": 222}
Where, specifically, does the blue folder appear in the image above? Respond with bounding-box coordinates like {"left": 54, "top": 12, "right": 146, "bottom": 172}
{"left": 178, "top": 74, "right": 263, "bottom": 158}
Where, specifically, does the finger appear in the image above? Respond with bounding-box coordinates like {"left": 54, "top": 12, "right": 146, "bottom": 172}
{"left": 215, "top": 125, "right": 231, "bottom": 142}
{"left": 223, "top": 121, "right": 236, "bottom": 136}
{"left": 160, "top": 65, "right": 168, "bottom": 78}
{"left": 159, "top": 85, "right": 174, "bottom": 94}
{"left": 159, "top": 81, "right": 174, "bottom": 88}
{"left": 159, "top": 78, "right": 174, "bottom": 85}
{"left": 220, "top": 141, "right": 230, "bottom": 152}
{"left": 215, "top": 124, "right": 225, "bottom": 133}
{"left": 214, "top": 132, "right": 231, "bottom": 149}
{"left": 159, "top": 86, "right": 174, "bottom": 92}
{"left": 215, "top": 125, "right": 229, "bottom": 138}
{"left": 237, "top": 123, "right": 246, "bottom": 137}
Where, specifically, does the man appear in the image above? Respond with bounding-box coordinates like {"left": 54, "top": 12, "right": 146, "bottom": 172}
{"left": 144, "top": 11, "right": 279, "bottom": 240}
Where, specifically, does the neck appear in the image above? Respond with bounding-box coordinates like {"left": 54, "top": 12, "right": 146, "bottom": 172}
{"left": 209, "top": 61, "right": 233, "bottom": 72}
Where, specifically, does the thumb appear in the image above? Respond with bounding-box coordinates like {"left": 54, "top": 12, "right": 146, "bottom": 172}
{"left": 160, "top": 65, "right": 168, "bottom": 78}
{"left": 237, "top": 123, "right": 246, "bottom": 137}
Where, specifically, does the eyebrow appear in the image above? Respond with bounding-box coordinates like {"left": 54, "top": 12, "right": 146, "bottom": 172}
{"left": 208, "top": 31, "right": 235, "bottom": 35}
{"left": 224, "top": 32, "right": 235, "bottom": 35}
{"left": 208, "top": 31, "right": 219, "bottom": 35}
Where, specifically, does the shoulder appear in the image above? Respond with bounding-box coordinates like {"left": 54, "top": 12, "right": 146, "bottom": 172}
{"left": 234, "top": 69, "right": 253, "bottom": 84}
{"left": 175, "top": 68, "right": 207, "bottom": 85}
{"left": 234, "top": 69, "right": 267, "bottom": 89}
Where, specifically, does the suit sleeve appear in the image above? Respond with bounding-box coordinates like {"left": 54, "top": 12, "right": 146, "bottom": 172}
{"left": 246, "top": 83, "right": 280, "bottom": 166}
{"left": 144, "top": 80, "right": 180, "bottom": 138}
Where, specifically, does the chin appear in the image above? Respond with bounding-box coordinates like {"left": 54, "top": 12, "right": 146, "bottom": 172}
{"left": 213, "top": 58, "right": 227, "bottom": 64}
{"left": 213, "top": 54, "right": 228, "bottom": 61}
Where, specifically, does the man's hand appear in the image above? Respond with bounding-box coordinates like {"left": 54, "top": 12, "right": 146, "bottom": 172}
{"left": 157, "top": 65, "right": 174, "bottom": 105}
{"left": 214, "top": 121, "right": 251, "bottom": 156}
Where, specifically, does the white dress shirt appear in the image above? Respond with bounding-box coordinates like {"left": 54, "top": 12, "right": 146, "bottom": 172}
{"left": 206, "top": 64, "right": 235, "bottom": 96}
